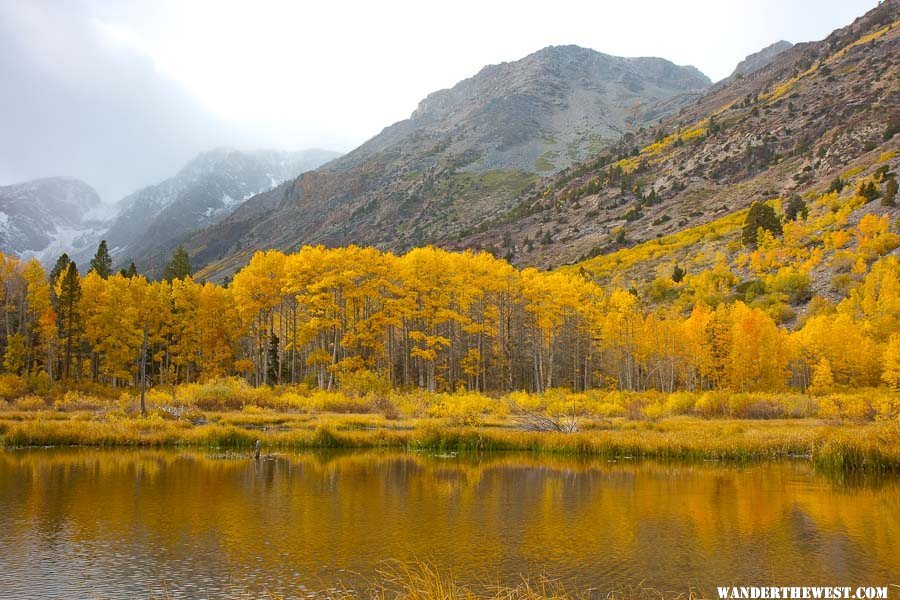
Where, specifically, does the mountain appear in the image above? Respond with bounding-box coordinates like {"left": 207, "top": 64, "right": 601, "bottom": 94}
{"left": 186, "top": 46, "right": 711, "bottom": 280}
{"left": 728, "top": 41, "right": 793, "bottom": 79}
{"left": 455, "top": 0, "right": 900, "bottom": 274}
{"left": 0, "top": 177, "right": 110, "bottom": 263}
{"left": 79, "top": 148, "right": 340, "bottom": 272}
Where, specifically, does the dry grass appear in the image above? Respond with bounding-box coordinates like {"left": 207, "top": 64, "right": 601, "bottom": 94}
{"left": 2, "top": 407, "right": 898, "bottom": 473}
{"left": 153, "top": 559, "right": 709, "bottom": 600}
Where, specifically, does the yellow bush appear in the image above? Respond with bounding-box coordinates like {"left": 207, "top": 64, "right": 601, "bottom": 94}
{"left": 53, "top": 391, "right": 106, "bottom": 411}
{"left": 817, "top": 393, "right": 875, "bottom": 421}
{"left": 586, "top": 401, "right": 627, "bottom": 418}
{"left": 424, "top": 391, "right": 502, "bottom": 425}
{"left": 13, "top": 395, "right": 47, "bottom": 411}
{"left": 0, "top": 374, "right": 26, "bottom": 401}
{"left": 117, "top": 391, "right": 136, "bottom": 412}
{"left": 695, "top": 391, "right": 728, "bottom": 417}
{"left": 337, "top": 369, "right": 391, "bottom": 397}
{"left": 664, "top": 392, "right": 695, "bottom": 415}
{"left": 144, "top": 387, "right": 174, "bottom": 407}
{"left": 25, "top": 371, "right": 52, "bottom": 395}
{"left": 503, "top": 390, "right": 543, "bottom": 412}
{"left": 279, "top": 390, "right": 373, "bottom": 413}
{"left": 872, "top": 392, "right": 900, "bottom": 422}
{"left": 176, "top": 378, "right": 262, "bottom": 410}
{"left": 642, "top": 402, "right": 665, "bottom": 420}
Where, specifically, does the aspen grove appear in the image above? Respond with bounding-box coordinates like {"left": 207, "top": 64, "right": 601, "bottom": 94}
{"left": 0, "top": 245, "right": 897, "bottom": 396}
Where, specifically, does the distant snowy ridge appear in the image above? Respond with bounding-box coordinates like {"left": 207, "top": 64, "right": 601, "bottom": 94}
{"left": 0, "top": 148, "right": 340, "bottom": 269}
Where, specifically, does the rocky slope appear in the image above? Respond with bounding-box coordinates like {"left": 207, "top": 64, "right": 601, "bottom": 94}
{"left": 80, "top": 148, "right": 340, "bottom": 273}
{"left": 188, "top": 46, "right": 711, "bottom": 280}
{"left": 456, "top": 0, "right": 900, "bottom": 270}
{"left": 728, "top": 40, "right": 793, "bottom": 79}
{"left": 0, "top": 177, "right": 110, "bottom": 263}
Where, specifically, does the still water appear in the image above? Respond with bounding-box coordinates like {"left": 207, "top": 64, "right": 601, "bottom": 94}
{"left": 0, "top": 449, "right": 898, "bottom": 598}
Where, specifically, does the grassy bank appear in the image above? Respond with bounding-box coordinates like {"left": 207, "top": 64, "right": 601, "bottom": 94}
{"left": 2, "top": 408, "right": 899, "bottom": 473}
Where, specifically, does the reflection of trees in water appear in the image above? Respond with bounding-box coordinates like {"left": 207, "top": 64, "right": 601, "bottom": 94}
{"left": 0, "top": 449, "right": 898, "bottom": 594}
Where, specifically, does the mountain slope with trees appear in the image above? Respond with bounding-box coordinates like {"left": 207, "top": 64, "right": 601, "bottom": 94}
{"left": 456, "top": 0, "right": 899, "bottom": 279}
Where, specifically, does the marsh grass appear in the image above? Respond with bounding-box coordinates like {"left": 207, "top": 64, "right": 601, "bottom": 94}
{"left": 2, "top": 408, "right": 898, "bottom": 472}
{"left": 154, "top": 559, "right": 708, "bottom": 600}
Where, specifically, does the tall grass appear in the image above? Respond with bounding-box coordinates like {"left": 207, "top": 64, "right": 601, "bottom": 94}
{"left": 153, "top": 559, "right": 704, "bottom": 600}
{"left": 2, "top": 412, "right": 898, "bottom": 473}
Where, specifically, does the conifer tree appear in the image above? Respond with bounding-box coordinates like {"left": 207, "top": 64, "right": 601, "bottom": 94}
{"left": 882, "top": 177, "right": 897, "bottom": 207}
{"left": 784, "top": 195, "right": 808, "bottom": 221}
{"left": 164, "top": 245, "right": 192, "bottom": 282}
{"left": 742, "top": 201, "right": 782, "bottom": 247}
{"left": 89, "top": 240, "right": 113, "bottom": 279}
{"left": 50, "top": 253, "right": 71, "bottom": 286}
{"left": 119, "top": 262, "right": 138, "bottom": 278}
{"left": 56, "top": 262, "right": 83, "bottom": 380}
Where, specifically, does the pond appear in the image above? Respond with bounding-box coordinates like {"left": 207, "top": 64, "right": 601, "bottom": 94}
{"left": 0, "top": 449, "right": 898, "bottom": 598}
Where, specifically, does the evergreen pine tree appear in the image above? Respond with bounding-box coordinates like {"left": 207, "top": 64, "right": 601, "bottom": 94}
{"left": 57, "top": 262, "right": 83, "bottom": 380}
{"left": 858, "top": 181, "right": 880, "bottom": 202}
{"left": 784, "top": 195, "right": 808, "bottom": 221}
{"left": 164, "top": 245, "right": 192, "bottom": 282}
{"left": 89, "top": 240, "right": 113, "bottom": 279}
{"left": 50, "top": 253, "right": 71, "bottom": 286}
{"left": 742, "top": 201, "right": 782, "bottom": 247}
{"left": 882, "top": 177, "right": 897, "bottom": 207}
{"left": 119, "top": 262, "right": 138, "bottom": 278}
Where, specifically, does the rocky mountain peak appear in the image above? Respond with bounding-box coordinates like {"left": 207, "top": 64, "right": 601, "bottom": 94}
{"left": 729, "top": 40, "right": 793, "bottom": 79}
{"left": 0, "top": 176, "right": 105, "bottom": 260}
{"left": 183, "top": 45, "right": 714, "bottom": 280}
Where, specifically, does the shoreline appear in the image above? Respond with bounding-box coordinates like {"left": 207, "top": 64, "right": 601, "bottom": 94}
{"left": 2, "top": 412, "right": 898, "bottom": 473}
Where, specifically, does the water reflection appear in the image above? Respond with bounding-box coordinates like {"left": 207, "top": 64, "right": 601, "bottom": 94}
{"left": 0, "top": 449, "right": 897, "bottom": 598}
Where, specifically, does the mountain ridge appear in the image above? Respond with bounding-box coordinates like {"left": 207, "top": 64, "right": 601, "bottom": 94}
{"left": 97, "top": 147, "right": 340, "bottom": 273}
{"left": 0, "top": 176, "right": 106, "bottom": 263}
{"left": 451, "top": 0, "right": 899, "bottom": 273}
{"left": 185, "top": 45, "right": 712, "bottom": 280}
{"left": 0, "top": 148, "right": 340, "bottom": 270}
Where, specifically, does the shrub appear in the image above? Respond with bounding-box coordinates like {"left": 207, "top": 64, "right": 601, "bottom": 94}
{"left": 145, "top": 387, "right": 174, "bottom": 408}
{"left": 54, "top": 391, "right": 106, "bottom": 411}
{"left": 13, "top": 395, "right": 47, "bottom": 411}
{"left": 425, "top": 391, "right": 503, "bottom": 425}
{"left": 767, "top": 269, "right": 812, "bottom": 304}
{"left": 177, "top": 378, "right": 257, "bottom": 410}
{"left": 0, "top": 374, "right": 26, "bottom": 401}
{"left": 278, "top": 390, "right": 373, "bottom": 413}
{"left": 338, "top": 369, "right": 391, "bottom": 398}
{"left": 641, "top": 402, "right": 665, "bottom": 420}
{"left": 663, "top": 392, "right": 695, "bottom": 415}
{"left": 695, "top": 391, "right": 729, "bottom": 417}
{"left": 872, "top": 392, "right": 900, "bottom": 421}
{"left": 25, "top": 371, "right": 52, "bottom": 395}
{"left": 817, "top": 393, "right": 875, "bottom": 421}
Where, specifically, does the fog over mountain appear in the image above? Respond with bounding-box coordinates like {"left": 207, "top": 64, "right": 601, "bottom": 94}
{"left": 0, "top": 1, "right": 339, "bottom": 203}
{"left": 0, "top": 0, "right": 875, "bottom": 205}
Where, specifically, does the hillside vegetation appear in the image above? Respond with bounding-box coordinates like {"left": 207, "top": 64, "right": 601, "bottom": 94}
{"left": 462, "top": 0, "right": 900, "bottom": 276}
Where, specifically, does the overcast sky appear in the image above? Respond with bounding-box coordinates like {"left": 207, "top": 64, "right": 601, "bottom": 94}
{"left": 0, "top": 0, "right": 878, "bottom": 203}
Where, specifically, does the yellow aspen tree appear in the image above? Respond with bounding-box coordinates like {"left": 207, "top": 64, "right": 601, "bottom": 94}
{"left": 809, "top": 357, "right": 835, "bottom": 395}
{"left": 883, "top": 334, "right": 900, "bottom": 389}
